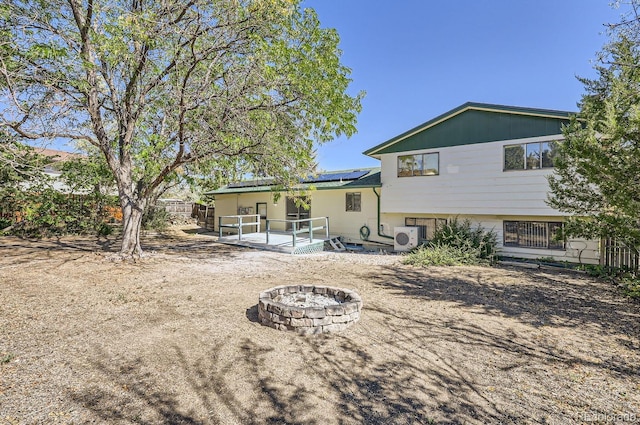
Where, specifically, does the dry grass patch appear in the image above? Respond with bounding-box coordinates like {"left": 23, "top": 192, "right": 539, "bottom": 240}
{"left": 1, "top": 227, "right": 639, "bottom": 424}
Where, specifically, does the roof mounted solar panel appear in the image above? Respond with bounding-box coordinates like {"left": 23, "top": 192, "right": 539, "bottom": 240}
{"left": 303, "top": 170, "right": 368, "bottom": 183}
{"left": 227, "top": 178, "right": 273, "bottom": 188}
{"left": 227, "top": 170, "right": 370, "bottom": 187}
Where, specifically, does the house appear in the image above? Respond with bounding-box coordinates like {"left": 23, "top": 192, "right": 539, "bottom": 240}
{"left": 206, "top": 168, "right": 383, "bottom": 245}
{"left": 208, "top": 102, "right": 600, "bottom": 264}
{"left": 363, "top": 101, "right": 599, "bottom": 264}
{"left": 35, "top": 148, "right": 84, "bottom": 192}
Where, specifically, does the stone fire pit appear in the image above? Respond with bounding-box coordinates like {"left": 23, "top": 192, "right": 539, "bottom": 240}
{"left": 258, "top": 285, "right": 362, "bottom": 335}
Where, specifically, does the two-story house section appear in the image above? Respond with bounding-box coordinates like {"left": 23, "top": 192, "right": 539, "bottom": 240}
{"left": 364, "top": 102, "right": 600, "bottom": 264}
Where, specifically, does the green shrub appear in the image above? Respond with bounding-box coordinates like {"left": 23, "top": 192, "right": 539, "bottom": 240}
{"left": 620, "top": 277, "right": 640, "bottom": 299}
{"left": 581, "top": 264, "right": 611, "bottom": 278}
{"left": 402, "top": 243, "right": 490, "bottom": 267}
{"left": 142, "top": 205, "right": 170, "bottom": 231}
{"left": 96, "top": 222, "right": 114, "bottom": 237}
{"left": 402, "top": 218, "right": 498, "bottom": 267}
{"left": 1, "top": 190, "right": 120, "bottom": 238}
{"left": 431, "top": 217, "right": 498, "bottom": 261}
{"left": 579, "top": 265, "right": 640, "bottom": 300}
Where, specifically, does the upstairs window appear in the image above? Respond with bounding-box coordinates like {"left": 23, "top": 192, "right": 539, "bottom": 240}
{"left": 504, "top": 141, "right": 558, "bottom": 171}
{"left": 398, "top": 153, "right": 439, "bottom": 177}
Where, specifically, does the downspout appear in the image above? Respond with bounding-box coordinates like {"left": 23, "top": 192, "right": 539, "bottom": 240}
{"left": 372, "top": 187, "right": 394, "bottom": 240}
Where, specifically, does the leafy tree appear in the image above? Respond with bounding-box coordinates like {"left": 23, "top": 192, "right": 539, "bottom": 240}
{"left": 0, "top": 133, "right": 51, "bottom": 230}
{"left": 59, "top": 152, "right": 120, "bottom": 235}
{"left": 547, "top": 3, "right": 640, "bottom": 259}
{"left": 0, "top": 139, "right": 117, "bottom": 236}
{"left": 0, "top": 133, "right": 50, "bottom": 186}
{"left": 0, "top": 0, "right": 362, "bottom": 257}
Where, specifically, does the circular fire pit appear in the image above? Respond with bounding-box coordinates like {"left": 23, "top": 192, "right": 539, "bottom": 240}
{"left": 258, "top": 285, "right": 363, "bottom": 335}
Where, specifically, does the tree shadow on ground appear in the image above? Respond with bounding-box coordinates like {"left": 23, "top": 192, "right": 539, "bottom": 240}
{"left": 181, "top": 228, "right": 216, "bottom": 236}
{"left": 367, "top": 265, "right": 640, "bottom": 340}
{"left": 245, "top": 304, "right": 259, "bottom": 323}
{"left": 66, "top": 264, "right": 640, "bottom": 424}
{"left": 70, "top": 324, "right": 532, "bottom": 424}
{"left": 70, "top": 348, "right": 206, "bottom": 424}
{"left": 69, "top": 342, "right": 326, "bottom": 424}
{"left": 0, "top": 232, "right": 247, "bottom": 266}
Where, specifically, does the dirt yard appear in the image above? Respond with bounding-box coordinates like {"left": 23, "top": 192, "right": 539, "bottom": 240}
{"left": 1, "top": 226, "right": 639, "bottom": 424}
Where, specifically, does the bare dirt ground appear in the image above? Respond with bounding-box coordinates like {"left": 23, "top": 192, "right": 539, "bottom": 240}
{"left": 1, "top": 226, "right": 639, "bottom": 425}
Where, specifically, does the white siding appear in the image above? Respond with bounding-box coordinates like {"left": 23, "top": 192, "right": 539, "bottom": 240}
{"left": 377, "top": 134, "right": 601, "bottom": 264}
{"left": 381, "top": 213, "right": 600, "bottom": 265}
{"left": 380, "top": 135, "right": 562, "bottom": 216}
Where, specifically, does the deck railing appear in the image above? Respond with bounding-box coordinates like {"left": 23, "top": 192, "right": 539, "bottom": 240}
{"left": 266, "top": 217, "right": 329, "bottom": 247}
{"left": 218, "top": 214, "right": 260, "bottom": 240}
{"left": 217, "top": 215, "right": 329, "bottom": 247}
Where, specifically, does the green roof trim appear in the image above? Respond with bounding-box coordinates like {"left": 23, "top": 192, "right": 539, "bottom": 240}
{"left": 205, "top": 168, "right": 381, "bottom": 195}
{"left": 364, "top": 102, "right": 574, "bottom": 157}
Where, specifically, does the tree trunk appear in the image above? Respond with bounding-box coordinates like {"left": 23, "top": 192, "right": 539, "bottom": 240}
{"left": 120, "top": 197, "right": 147, "bottom": 257}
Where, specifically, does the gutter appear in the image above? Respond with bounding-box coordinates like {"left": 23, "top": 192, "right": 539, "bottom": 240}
{"left": 372, "top": 187, "right": 394, "bottom": 240}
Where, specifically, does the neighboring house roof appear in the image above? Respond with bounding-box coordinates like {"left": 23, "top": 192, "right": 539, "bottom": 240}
{"left": 36, "top": 148, "right": 85, "bottom": 175}
{"left": 35, "top": 148, "right": 84, "bottom": 162}
{"left": 206, "top": 168, "right": 381, "bottom": 195}
{"left": 364, "top": 102, "right": 574, "bottom": 158}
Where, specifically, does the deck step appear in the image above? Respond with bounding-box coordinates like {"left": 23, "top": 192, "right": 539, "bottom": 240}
{"left": 328, "top": 237, "right": 346, "bottom": 251}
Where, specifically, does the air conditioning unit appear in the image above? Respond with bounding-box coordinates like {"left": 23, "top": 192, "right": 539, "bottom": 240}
{"left": 394, "top": 226, "right": 419, "bottom": 251}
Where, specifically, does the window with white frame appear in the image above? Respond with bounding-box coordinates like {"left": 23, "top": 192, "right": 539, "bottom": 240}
{"left": 504, "top": 141, "right": 558, "bottom": 171}
{"left": 346, "top": 192, "right": 361, "bottom": 212}
{"left": 503, "top": 221, "right": 564, "bottom": 249}
{"left": 398, "top": 152, "right": 439, "bottom": 177}
{"left": 405, "top": 217, "right": 447, "bottom": 241}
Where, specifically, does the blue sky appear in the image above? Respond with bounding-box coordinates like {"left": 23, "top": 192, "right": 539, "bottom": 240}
{"left": 305, "top": 0, "right": 625, "bottom": 171}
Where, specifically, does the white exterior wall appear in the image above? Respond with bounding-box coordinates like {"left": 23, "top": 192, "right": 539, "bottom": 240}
{"left": 379, "top": 135, "right": 562, "bottom": 216}
{"left": 376, "top": 134, "right": 600, "bottom": 264}
{"left": 213, "top": 188, "right": 383, "bottom": 242}
{"left": 380, "top": 213, "right": 599, "bottom": 264}
{"left": 309, "top": 188, "right": 380, "bottom": 244}
{"left": 214, "top": 193, "right": 288, "bottom": 232}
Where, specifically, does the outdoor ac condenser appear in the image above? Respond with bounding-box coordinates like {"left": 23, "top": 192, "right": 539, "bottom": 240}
{"left": 394, "top": 227, "right": 419, "bottom": 252}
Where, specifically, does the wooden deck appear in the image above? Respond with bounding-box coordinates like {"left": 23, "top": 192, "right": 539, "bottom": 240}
{"left": 217, "top": 232, "right": 328, "bottom": 254}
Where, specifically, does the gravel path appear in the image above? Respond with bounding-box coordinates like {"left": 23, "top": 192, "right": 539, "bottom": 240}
{"left": 1, "top": 228, "right": 639, "bottom": 424}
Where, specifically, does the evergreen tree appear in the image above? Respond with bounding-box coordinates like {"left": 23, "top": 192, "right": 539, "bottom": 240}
{"left": 547, "top": 7, "right": 640, "bottom": 257}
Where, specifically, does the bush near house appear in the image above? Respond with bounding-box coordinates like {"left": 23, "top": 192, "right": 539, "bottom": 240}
{"left": 403, "top": 218, "right": 498, "bottom": 267}
{"left": 0, "top": 192, "right": 120, "bottom": 238}
{"left": 142, "top": 205, "right": 171, "bottom": 232}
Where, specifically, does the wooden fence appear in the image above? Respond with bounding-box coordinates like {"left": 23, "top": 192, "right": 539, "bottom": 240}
{"left": 601, "top": 238, "right": 639, "bottom": 272}
{"left": 195, "top": 203, "right": 215, "bottom": 230}
{"left": 158, "top": 200, "right": 194, "bottom": 219}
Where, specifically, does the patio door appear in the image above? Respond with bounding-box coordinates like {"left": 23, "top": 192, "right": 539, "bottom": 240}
{"left": 286, "top": 196, "right": 310, "bottom": 230}
{"left": 256, "top": 202, "right": 267, "bottom": 232}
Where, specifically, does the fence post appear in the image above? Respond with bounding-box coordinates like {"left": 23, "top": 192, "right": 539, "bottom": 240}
{"left": 309, "top": 218, "right": 313, "bottom": 242}
{"left": 218, "top": 216, "right": 222, "bottom": 238}
{"left": 292, "top": 221, "right": 297, "bottom": 248}
{"left": 325, "top": 217, "right": 329, "bottom": 239}
{"left": 266, "top": 220, "right": 271, "bottom": 244}
{"left": 238, "top": 216, "right": 243, "bottom": 241}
